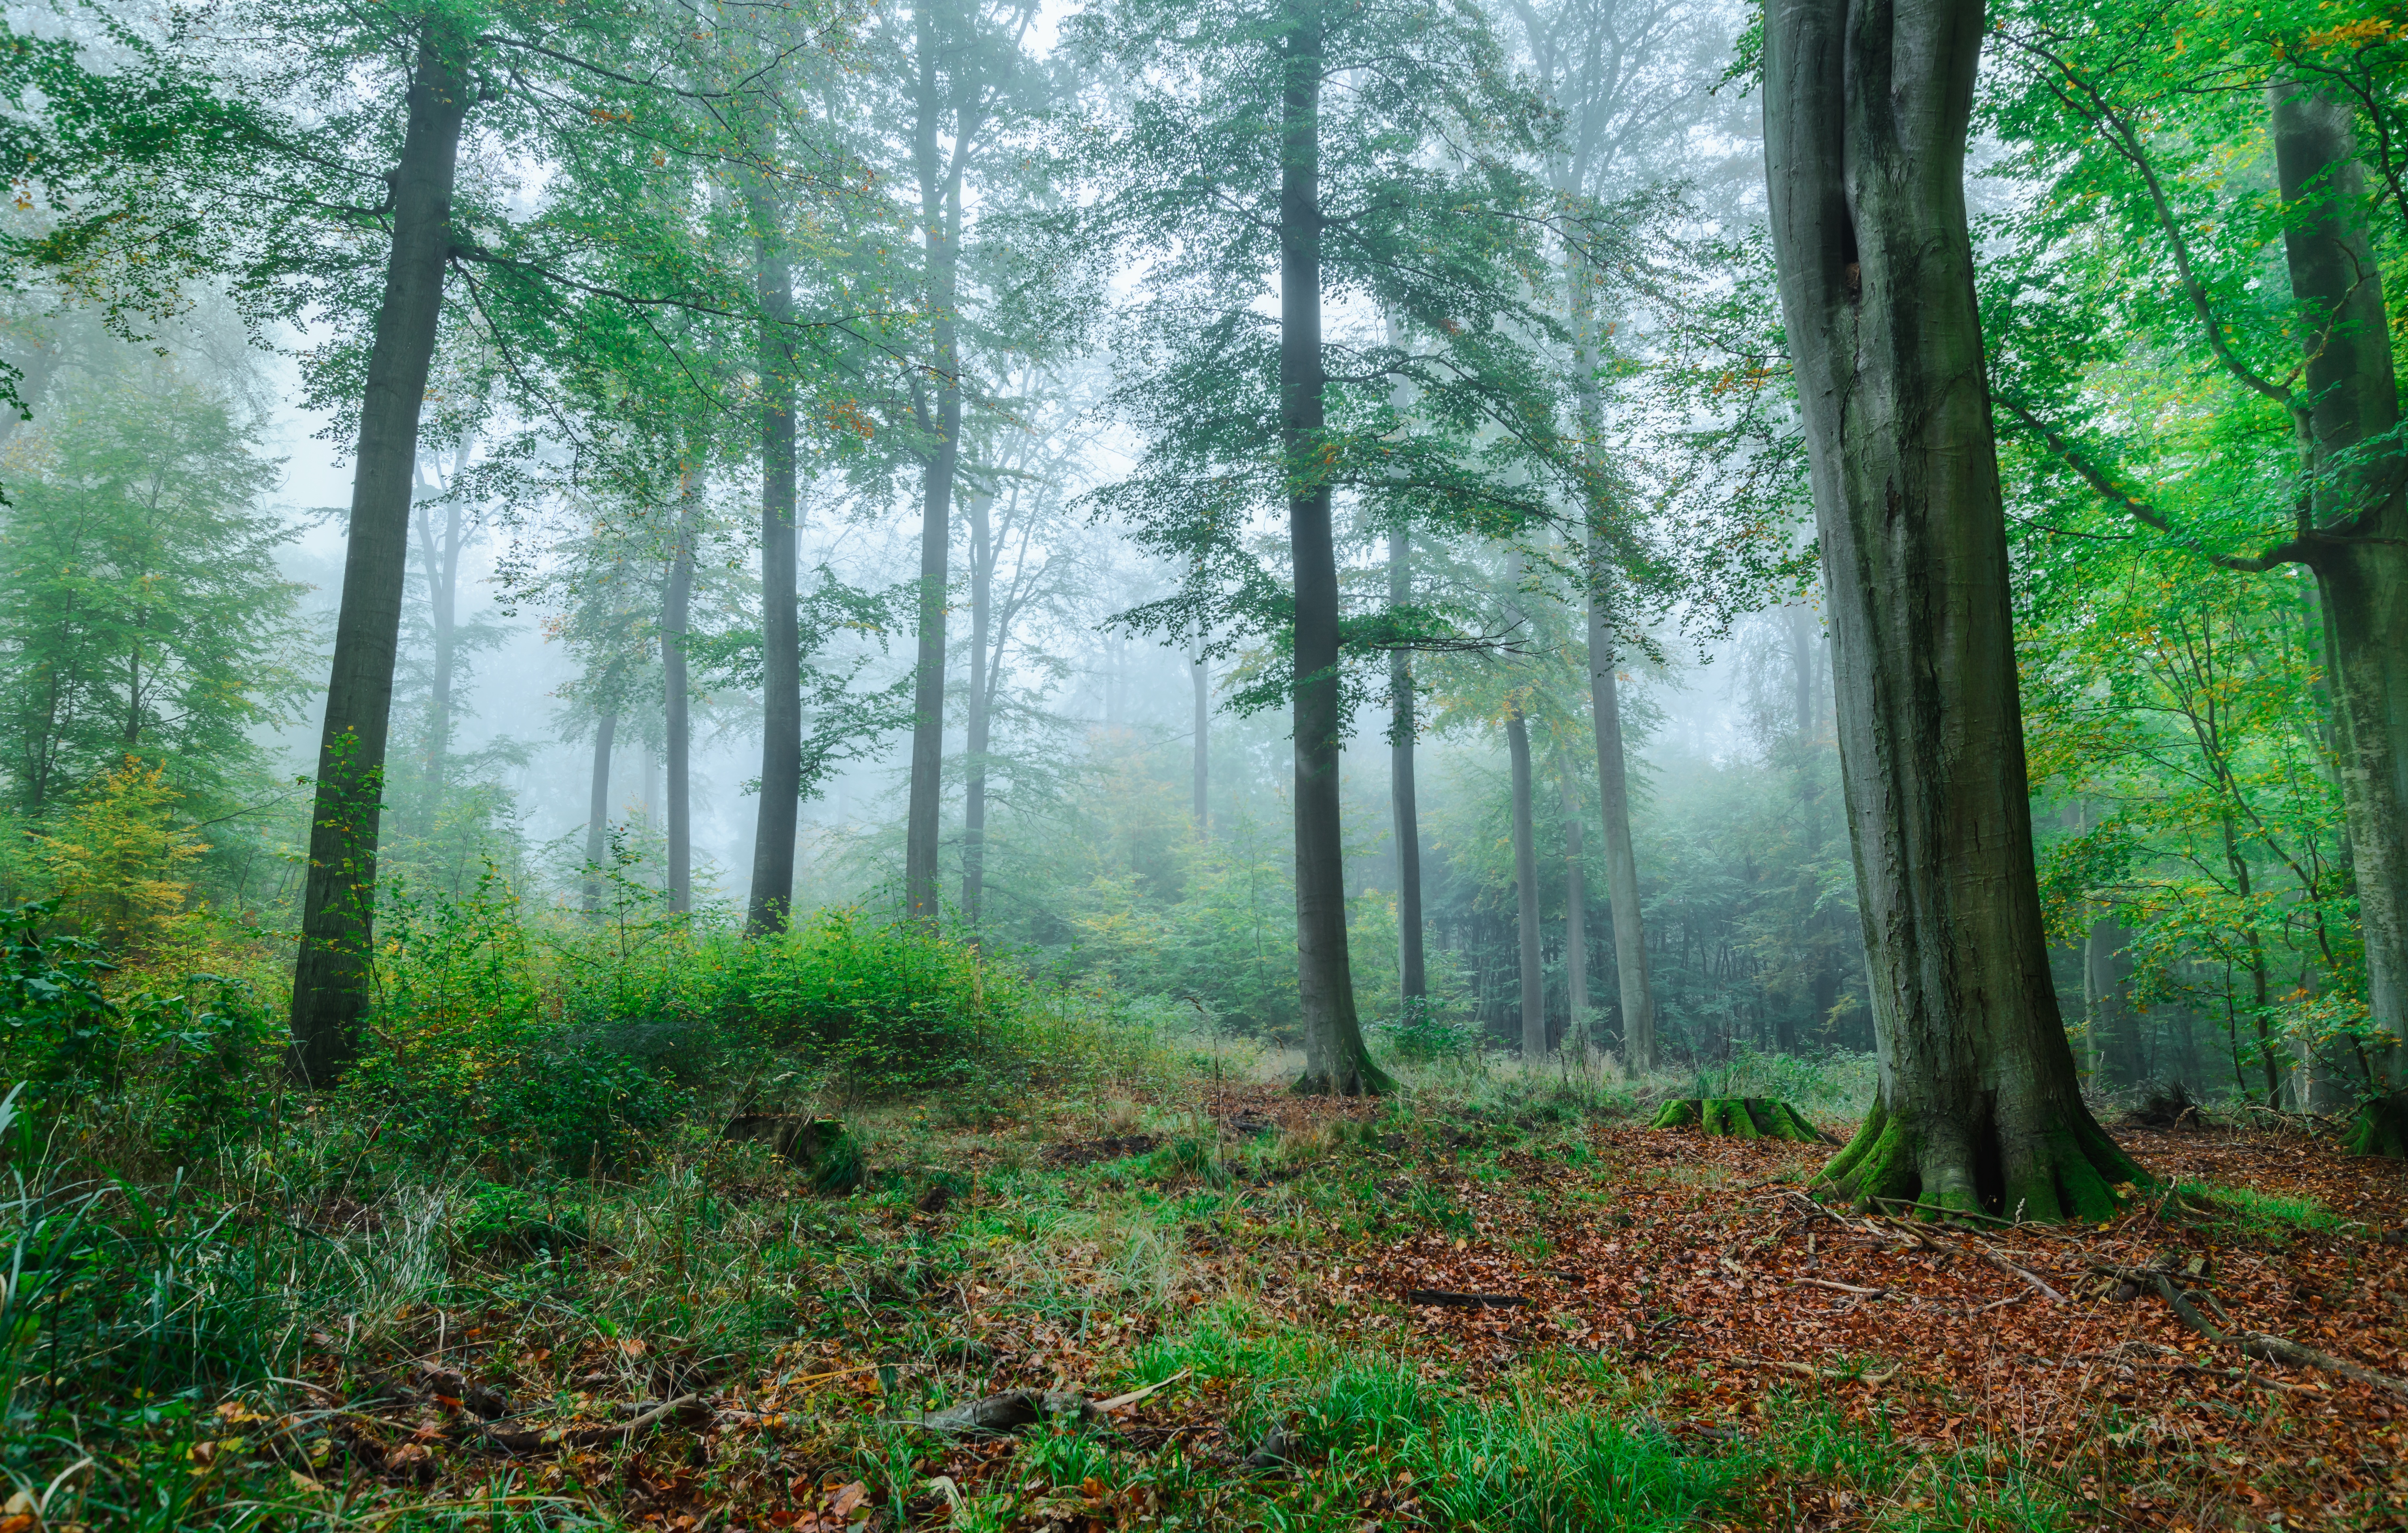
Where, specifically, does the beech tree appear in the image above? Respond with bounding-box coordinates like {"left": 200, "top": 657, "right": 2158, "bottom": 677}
{"left": 1762, "top": 0, "right": 2143, "bottom": 1217}
{"left": 1073, "top": 0, "right": 1566, "bottom": 1094}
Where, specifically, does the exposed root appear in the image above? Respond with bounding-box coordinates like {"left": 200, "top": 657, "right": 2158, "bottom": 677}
{"left": 2105, "top": 1261, "right": 2408, "bottom": 1399}
{"left": 1817, "top": 1097, "right": 2149, "bottom": 1223}
{"left": 2346, "top": 1090, "right": 2408, "bottom": 1158}
{"left": 1648, "top": 1098, "right": 1830, "bottom": 1142}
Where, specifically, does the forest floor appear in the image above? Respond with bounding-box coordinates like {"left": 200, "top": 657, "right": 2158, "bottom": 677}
{"left": 216, "top": 1076, "right": 2406, "bottom": 1533}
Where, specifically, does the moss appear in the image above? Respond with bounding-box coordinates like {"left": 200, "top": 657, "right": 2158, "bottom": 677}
{"left": 2346, "top": 1091, "right": 2408, "bottom": 1158}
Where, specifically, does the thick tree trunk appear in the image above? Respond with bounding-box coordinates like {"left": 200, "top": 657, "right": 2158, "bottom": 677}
{"left": 663, "top": 463, "right": 698, "bottom": 914}
{"left": 1560, "top": 752, "right": 1590, "bottom": 1039}
{"left": 289, "top": 29, "right": 472, "bottom": 1085}
{"left": 1764, "top": 0, "right": 2142, "bottom": 1217}
{"left": 1508, "top": 707, "right": 1544, "bottom": 1058}
{"left": 1283, "top": 1, "right": 1386, "bottom": 1095}
{"left": 745, "top": 199, "right": 801, "bottom": 936}
{"left": 2266, "top": 81, "right": 2408, "bottom": 1154}
{"left": 1390, "top": 529, "right": 1426, "bottom": 1004}
{"left": 904, "top": 18, "right": 965, "bottom": 926}
{"left": 961, "top": 489, "right": 993, "bottom": 928}
{"left": 1587, "top": 561, "right": 1656, "bottom": 1071}
{"left": 582, "top": 705, "right": 617, "bottom": 915}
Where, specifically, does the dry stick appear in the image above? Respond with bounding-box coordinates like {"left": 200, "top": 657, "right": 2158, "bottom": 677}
{"left": 481, "top": 1393, "right": 704, "bottom": 1453}
{"left": 1790, "top": 1277, "right": 1888, "bottom": 1297}
{"left": 2107, "top": 1265, "right": 2408, "bottom": 1400}
{"left": 1973, "top": 1242, "right": 2068, "bottom": 1305}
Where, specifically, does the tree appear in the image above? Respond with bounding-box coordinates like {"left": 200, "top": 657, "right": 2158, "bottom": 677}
{"left": 0, "top": 357, "right": 306, "bottom": 817}
{"left": 1762, "top": 0, "right": 2142, "bottom": 1217}
{"left": 1074, "top": 0, "right": 1566, "bottom": 1095}
{"left": 1983, "top": 2, "right": 2408, "bottom": 1151}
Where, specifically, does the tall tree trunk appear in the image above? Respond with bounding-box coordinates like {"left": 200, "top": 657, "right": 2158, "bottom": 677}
{"left": 1587, "top": 560, "right": 1656, "bottom": 1070}
{"left": 1191, "top": 652, "right": 1210, "bottom": 832}
{"left": 288, "top": 28, "right": 473, "bottom": 1085}
{"left": 2266, "top": 81, "right": 2408, "bottom": 1155}
{"left": 582, "top": 705, "right": 617, "bottom": 915}
{"left": 904, "top": 14, "right": 965, "bottom": 926}
{"left": 1764, "top": 0, "right": 2142, "bottom": 1217}
{"left": 1283, "top": 0, "right": 1386, "bottom": 1095}
{"left": 408, "top": 436, "right": 471, "bottom": 843}
{"left": 0, "top": 331, "right": 59, "bottom": 452}
{"left": 1390, "top": 529, "right": 1426, "bottom": 1004}
{"left": 962, "top": 490, "right": 994, "bottom": 928}
{"left": 745, "top": 194, "right": 801, "bottom": 936}
{"left": 1507, "top": 707, "right": 1544, "bottom": 1059}
{"left": 2083, "top": 915, "right": 2139, "bottom": 1090}
{"left": 663, "top": 462, "right": 698, "bottom": 914}
{"left": 1559, "top": 751, "right": 1589, "bottom": 1040}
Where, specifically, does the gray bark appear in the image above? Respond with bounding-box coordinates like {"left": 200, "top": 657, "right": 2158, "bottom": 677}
{"left": 1283, "top": 0, "right": 1385, "bottom": 1094}
{"left": 1390, "top": 529, "right": 1425, "bottom": 1002}
{"left": 961, "top": 489, "right": 994, "bottom": 928}
{"left": 2266, "top": 81, "right": 2408, "bottom": 1139}
{"left": 1191, "top": 651, "right": 1209, "bottom": 832}
{"left": 1560, "top": 752, "right": 1590, "bottom": 1037}
{"left": 289, "top": 28, "right": 473, "bottom": 1084}
{"left": 664, "top": 463, "right": 698, "bottom": 913}
{"left": 2083, "top": 915, "right": 2140, "bottom": 1090}
{"left": 1765, "top": 0, "right": 2139, "bottom": 1217}
{"left": 1587, "top": 562, "right": 1655, "bottom": 1071}
{"left": 582, "top": 706, "right": 617, "bottom": 915}
{"left": 744, "top": 195, "right": 800, "bottom": 936}
{"left": 1508, "top": 707, "right": 1544, "bottom": 1059}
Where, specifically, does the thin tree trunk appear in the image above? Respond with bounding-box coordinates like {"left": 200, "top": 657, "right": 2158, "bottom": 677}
{"left": 410, "top": 435, "right": 472, "bottom": 842}
{"left": 1560, "top": 751, "right": 1589, "bottom": 1040}
{"left": 962, "top": 490, "right": 993, "bottom": 927}
{"left": 289, "top": 28, "right": 473, "bottom": 1085}
{"left": 1390, "top": 529, "right": 1425, "bottom": 1004}
{"left": 582, "top": 705, "right": 617, "bottom": 914}
{"left": 1283, "top": 0, "right": 1385, "bottom": 1095}
{"left": 1587, "top": 560, "right": 1656, "bottom": 1070}
{"left": 0, "top": 333, "right": 59, "bottom": 452}
{"left": 664, "top": 462, "right": 698, "bottom": 914}
{"left": 903, "top": 13, "right": 966, "bottom": 926}
{"left": 745, "top": 193, "right": 801, "bottom": 936}
{"left": 1191, "top": 652, "right": 1209, "bottom": 833}
{"left": 1764, "top": 0, "right": 2141, "bottom": 1217}
{"left": 2266, "top": 81, "right": 2408, "bottom": 1154}
{"left": 1507, "top": 707, "right": 1544, "bottom": 1059}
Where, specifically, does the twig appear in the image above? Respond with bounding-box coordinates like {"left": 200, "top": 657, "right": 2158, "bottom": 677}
{"left": 1973, "top": 1241, "right": 2067, "bottom": 1304}
{"left": 2110, "top": 1264, "right": 2408, "bottom": 1399}
{"left": 1790, "top": 1277, "right": 1887, "bottom": 1297}
{"left": 480, "top": 1393, "right": 704, "bottom": 1452}
{"left": 1095, "top": 1367, "right": 1192, "bottom": 1413}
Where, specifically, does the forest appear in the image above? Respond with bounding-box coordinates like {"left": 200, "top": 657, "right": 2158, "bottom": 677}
{"left": 0, "top": 0, "right": 2404, "bottom": 1526}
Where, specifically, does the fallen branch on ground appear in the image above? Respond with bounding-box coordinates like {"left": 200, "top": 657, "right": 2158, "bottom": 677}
{"left": 1737, "top": 1357, "right": 1900, "bottom": 1386}
{"left": 2097, "top": 1263, "right": 2408, "bottom": 1399}
{"left": 480, "top": 1393, "right": 704, "bottom": 1452}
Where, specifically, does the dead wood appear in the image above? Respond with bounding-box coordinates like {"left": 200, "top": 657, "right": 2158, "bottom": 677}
{"left": 479, "top": 1393, "right": 705, "bottom": 1452}
{"left": 1789, "top": 1277, "right": 1887, "bottom": 1297}
{"left": 1403, "top": 1289, "right": 1525, "bottom": 1308}
{"left": 1738, "top": 1357, "right": 1900, "bottom": 1386}
{"left": 2098, "top": 1262, "right": 2408, "bottom": 1400}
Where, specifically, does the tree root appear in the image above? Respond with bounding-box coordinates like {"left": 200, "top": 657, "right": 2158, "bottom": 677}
{"left": 2346, "top": 1090, "right": 2408, "bottom": 1158}
{"left": 2101, "top": 1262, "right": 2408, "bottom": 1399}
{"left": 1649, "top": 1098, "right": 1831, "bottom": 1142}
{"left": 1818, "top": 1098, "right": 2147, "bottom": 1222}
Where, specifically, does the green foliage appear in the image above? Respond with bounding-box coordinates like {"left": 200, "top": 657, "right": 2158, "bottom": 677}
{"left": 0, "top": 897, "right": 119, "bottom": 1087}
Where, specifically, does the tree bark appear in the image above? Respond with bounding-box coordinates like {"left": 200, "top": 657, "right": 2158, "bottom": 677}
{"left": 288, "top": 28, "right": 473, "bottom": 1085}
{"left": 959, "top": 486, "right": 995, "bottom": 928}
{"left": 1560, "top": 749, "right": 1590, "bottom": 1039}
{"left": 581, "top": 705, "right": 617, "bottom": 915}
{"left": 664, "top": 460, "right": 698, "bottom": 914}
{"left": 1283, "top": 0, "right": 1386, "bottom": 1095}
{"left": 2083, "top": 915, "right": 2139, "bottom": 1090}
{"left": 1508, "top": 707, "right": 1544, "bottom": 1058}
{"left": 407, "top": 435, "right": 472, "bottom": 843}
{"left": 1764, "top": 0, "right": 2143, "bottom": 1217}
{"left": 1191, "top": 651, "right": 1209, "bottom": 833}
{"left": 2264, "top": 80, "right": 2408, "bottom": 1155}
{"left": 1587, "top": 558, "right": 1656, "bottom": 1071}
{"left": 903, "top": 9, "right": 967, "bottom": 926}
{"left": 1390, "top": 529, "right": 1426, "bottom": 1004}
{"left": 744, "top": 193, "right": 801, "bottom": 937}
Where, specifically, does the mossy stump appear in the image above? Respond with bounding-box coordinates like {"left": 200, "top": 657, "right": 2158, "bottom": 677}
{"left": 1648, "top": 1097, "right": 1832, "bottom": 1144}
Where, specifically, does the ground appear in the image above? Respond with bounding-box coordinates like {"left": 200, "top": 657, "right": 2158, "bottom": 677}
{"left": 176, "top": 1076, "right": 2408, "bottom": 1532}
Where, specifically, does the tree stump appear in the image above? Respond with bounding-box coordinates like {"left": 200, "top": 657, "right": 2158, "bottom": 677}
{"left": 1648, "top": 1098, "right": 1832, "bottom": 1144}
